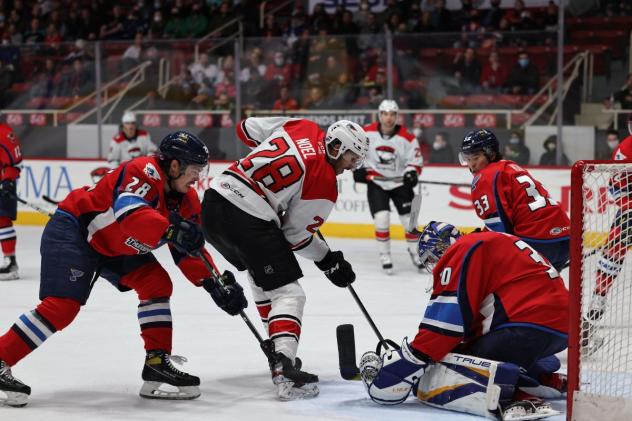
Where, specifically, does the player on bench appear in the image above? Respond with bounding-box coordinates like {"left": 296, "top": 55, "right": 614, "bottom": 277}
{"left": 360, "top": 222, "right": 568, "bottom": 420}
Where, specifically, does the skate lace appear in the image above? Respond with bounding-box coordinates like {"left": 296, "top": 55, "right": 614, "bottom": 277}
{"left": 0, "top": 363, "right": 15, "bottom": 381}
{"left": 165, "top": 354, "right": 188, "bottom": 375}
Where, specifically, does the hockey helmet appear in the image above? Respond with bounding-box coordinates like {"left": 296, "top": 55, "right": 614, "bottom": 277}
{"left": 378, "top": 99, "right": 399, "bottom": 114}
{"left": 159, "top": 130, "right": 209, "bottom": 169}
{"left": 459, "top": 129, "right": 500, "bottom": 165}
{"left": 122, "top": 111, "right": 136, "bottom": 124}
{"left": 417, "top": 221, "right": 461, "bottom": 272}
{"left": 0, "top": 124, "right": 17, "bottom": 143}
{"left": 325, "top": 120, "right": 369, "bottom": 169}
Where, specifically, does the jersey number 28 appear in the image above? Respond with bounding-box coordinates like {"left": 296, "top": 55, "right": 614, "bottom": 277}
{"left": 240, "top": 137, "right": 304, "bottom": 193}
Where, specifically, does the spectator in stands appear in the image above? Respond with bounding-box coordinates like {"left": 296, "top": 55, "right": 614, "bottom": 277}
{"left": 7, "top": 23, "right": 23, "bottom": 45}
{"left": 44, "top": 23, "right": 61, "bottom": 51}
{"left": 336, "top": 10, "right": 359, "bottom": 36}
{"left": 480, "top": 51, "right": 507, "bottom": 92}
{"left": 189, "top": 52, "right": 219, "bottom": 93}
{"left": 322, "top": 55, "right": 344, "bottom": 91}
{"left": 240, "top": 48, "right": 266, "bottom": 83}
{"left": 216, "top": 54, "right": 234, "bottom": 85}
{"left": 272, "top": 85, "right": 299, "bottom": 111}
{"left": 260, "top": 14, "right": 282, "bottom": 38}
{"left": 213, "top": 91, "right": 234, "bottom": 112}
{"left": 208, "top": 0, "right": 238, "bottom": 37}
{"left": 539, "top": 135, "right": 569, "bottom": 166}
{"left": 357, "top": 12, "right": 384, "bottom": 51}
{"left": 429, "top": 132, "right": 455, "bottom": 164}
{"left": 122, "top": 33, "right": 143, "bottom": 73}
{"left": 23, "top": 18, "right": 44, "bottom": 44}
{"left": 149, "top": 9, "right": 165, "bottom": 39}
{"left": 100, "top": 5, "right": 125, "bottom": 40}
{"left": 309, "top": 3, "right": 331, "bottom": 33}
{"left": 505, "top": 51, "right": 540, "bottom": 95}
{"left": 354, "top": 0, "right": 374, "bottom": 32}
{"left": 613, "top": 74, "right": 632, "bottom": 110}
{"left": 303, "top": 85, "right": 328, "bottom": 110}
{"left": 77, "top": 8, "right": 98, "bottom": 41}
{"left": 169, "top": 64, "right": 196, "bottom": 107}
{"left": 430, "top": 0, "right": 452, "bottom": 32}
{"left": 453, "top": 47, "right": 481, "bottom": 91}
{"left": 186, "top": 2, "right": 209, "bottom": 38}
{"left": 264, "top": 51, "right": 291, "bottom": 85}
{"left": 328, "top": 71, "right": 358, "bottom": 108}
{"left": 58, "top": 58, "right": 93, "bottom": 99}
{"left": 543, "top": 1, "right": 558, "bottom": 31}
{"left": 242, "top": 66, "right": 267, "bottom": 109}
{"left": 597, "top": 129, "right": 621, "bottom": 160}
{"left": 504, "top": 131, "right": 531, "bottom": 166}
{"left": 214, "top": 69, "right": 236, "bottom": 99}
{"left": 481, "top": 0, "right": 503, "bottom": 30}
{"left": 164, "top": 5, "right": 187, "bottom": 39}
{"left": 0, "top": 60, "right": 15, "bottom": 106}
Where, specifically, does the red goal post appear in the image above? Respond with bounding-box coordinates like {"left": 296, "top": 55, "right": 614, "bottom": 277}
{"left": 568, "top": 159, "right": 632, "bottom": 421}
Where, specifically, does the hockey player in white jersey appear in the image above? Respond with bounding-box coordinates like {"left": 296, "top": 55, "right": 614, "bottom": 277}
{"left": 107, "top": 111, "right": 157, "bottom": 167}
{"left": 201, "top": 117, "right": 368, "bottom": 400}
{"left": 354, "top": 100, "right": 423, "bottom": 273}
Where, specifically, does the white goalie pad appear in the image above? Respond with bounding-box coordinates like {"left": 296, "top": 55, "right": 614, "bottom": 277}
{"left": 414, "top": 353, "right": 520, "bottom": 419}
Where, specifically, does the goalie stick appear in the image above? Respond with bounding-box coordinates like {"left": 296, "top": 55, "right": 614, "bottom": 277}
{"left": 42, "top": 195, "right": 60, "bottom": 205}
{"left": 336, "top": 324, "right": 361, "bottom": 380}
{"left": 370, "top": 175, "right": 470, "bottom": 188}
{"left": 11, "top": 194, "right": 53, "bottom": 217}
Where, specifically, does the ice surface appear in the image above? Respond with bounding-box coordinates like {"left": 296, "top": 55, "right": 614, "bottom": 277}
{"left": 0, "top": 226, "right": 566, "bottom": 420}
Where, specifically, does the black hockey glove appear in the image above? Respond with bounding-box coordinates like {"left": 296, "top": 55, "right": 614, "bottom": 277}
{"left": 202, "top": 270, "right": 248, "bottom": 316}
{"left": 315, "top": 250, "right": 356, "bottom": 288}
{"left": 353, "top": 168, "right": 369, "bottom": 184}
{"left": 402, "top": 170, "right": 418, "bottom": 189}
{"left": 164, "top": 213, "right": 205, "bottom": 255}
{"left": 0, "top": 180, "right": 15, "bottom": 198}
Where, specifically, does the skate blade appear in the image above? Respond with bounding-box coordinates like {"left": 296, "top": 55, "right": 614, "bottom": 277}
{"left": 382, "top": 267, "right": 393, "bottom": 275}
{"left": 276, "top": 381, "right": 319, "bottom": 401}
{"left": 0, "top": 390, "right": 29, "bottom": 407}
{"left": 0, "top": 271, "right": 19, "bottom": 281}
{"left": 501, "top": 401, "right": 561, "bottom": 420}
{"left": 139, "top": 381, "right": 200, "bottom": 400}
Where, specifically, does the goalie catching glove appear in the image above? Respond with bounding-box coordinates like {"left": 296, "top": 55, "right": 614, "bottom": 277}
{"left": 315, "top": 250, "right": 356, "bottom": 287}
{"left": 202, "top": 270, "right": 248, "bottom": 316}
{"left": 360, "top": 338, "right": 428, "bottom": 405}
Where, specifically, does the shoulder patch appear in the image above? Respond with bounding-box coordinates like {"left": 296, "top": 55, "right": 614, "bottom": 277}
{"left": 144, "top": 162, "right": 161, "bottom": 181}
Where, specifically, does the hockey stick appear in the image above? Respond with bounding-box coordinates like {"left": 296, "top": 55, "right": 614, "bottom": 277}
{"left": 407, "top": 182, "right": 422, "bottom": 233}
{"left": 194, "top": 250, "right": 277, "bottom": 362}
{"left": 370, "top": 175, "right": 470, "bottom": 188}
{"left": 11, "top": 194, "right": 53, "bottom": 217}
{"left": 42, "top": 195, "right": 60, "bottom": 205}
{"left": 347, "top": 284, "right": 394, "bottom": 353}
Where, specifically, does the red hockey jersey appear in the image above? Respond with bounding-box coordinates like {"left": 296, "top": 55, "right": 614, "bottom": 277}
{"left": 58, "top": 156, "right": 213, "bottom": 285}
{"left": 0, "top": 124, "right": 22, "bottom": 181}
{"left": 411, "top": 231, "right": 569, "bottom": 362}
{"left": 613, "top": 135, "right": 632, "bottom": 161}
{"left": 470, "top": 160, "right": 570, "bottom": 241}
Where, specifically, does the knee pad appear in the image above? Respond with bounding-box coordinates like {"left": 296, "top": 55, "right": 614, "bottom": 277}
{"left": 36, "top": 297, "right": 81, "bottom": 331}
{"left": 374, "top": 211, "right": 390, "bottom": 231}
{"left": 122, "top": 262, "right": 173, "bottom": 300}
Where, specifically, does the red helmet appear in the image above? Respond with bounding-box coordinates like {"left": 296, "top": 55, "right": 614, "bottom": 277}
{"left": 0, "top": 124, "right": 18, "bottom": 143}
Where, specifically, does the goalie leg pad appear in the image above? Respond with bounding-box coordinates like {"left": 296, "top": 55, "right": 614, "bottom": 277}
{"left": 415, "top": 353, "right": 520, "bottom": 418}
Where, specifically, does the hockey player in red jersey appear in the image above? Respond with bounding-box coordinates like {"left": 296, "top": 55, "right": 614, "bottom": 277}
{"left": 0, "top": 131, "right": 247, "bottom": 407}
{"left": 586, "top": 114, "right": 632, "bottom": 322}
{"left": 459, "top": 129, "right": 570, "bottom": 271}
{"left": 354, "top": 100, "right": 424, "bottom": 273}
{"left": 202, "top": 117, "right": 369, "bottom": 400}
{"left": 360, "top": 222, "right": 568, "bottom": 419}
{"left": 107, "top": 111, "right": 157, "bottom": 167}
{"left": 0, "top": 124, "right": 22, "bottom": 280}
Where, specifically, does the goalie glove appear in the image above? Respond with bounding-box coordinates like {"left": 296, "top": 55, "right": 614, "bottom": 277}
{"left": 360, "top": 338, "right": 428, "bottom": 405}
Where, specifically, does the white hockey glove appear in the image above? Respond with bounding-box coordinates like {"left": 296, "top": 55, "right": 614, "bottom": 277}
{"left": 360, "top": 338, "right": 428, "bottom": 405}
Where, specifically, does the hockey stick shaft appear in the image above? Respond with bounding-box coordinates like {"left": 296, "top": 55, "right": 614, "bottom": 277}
{"left": 11, "top": 194, "right": 53, "bottom": 217}
{"left": 347, "top": 284, "right": 390, "bottom": 350}
{"left": 370, "top": 176, "right": 469, "bottom": 187}
{"left": 195, "top": 250, "right": 266, "bottom": 344}
{"left": 42, "top": 195, "right": 60, "bottom": 205}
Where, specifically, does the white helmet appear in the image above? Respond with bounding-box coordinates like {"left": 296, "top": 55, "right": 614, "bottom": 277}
{"left": 378, "top": 99, "right": 399, "bottom": 114}
{"left": 325, "top": 120, "right": 369, "bottom": 167}
{"left": 122, "top": 111, "right": 136, "bottom": 124}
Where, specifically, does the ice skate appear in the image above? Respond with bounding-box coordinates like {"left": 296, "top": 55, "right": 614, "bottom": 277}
{"left": 499, "top": 398, "right": 561, "bottom": 420}
{"left": 408, "top": 249, "right": 423, "bottom": 271}
{"left": 270, "top": 354, "right": 319, "bottom": 401}
{"left": 380, "top": 253, "right": 393, "bottom": 275}
{"left": 0, "top": 256, "right": 18, "bottom": 281}
{"left": 0, "top": 359, "right": 30, "bottom": 407}
{"left": 140, "top": 350, "right": 200, "bottom": 400}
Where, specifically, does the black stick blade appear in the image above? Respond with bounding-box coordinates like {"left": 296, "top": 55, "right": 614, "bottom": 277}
{"left": 336, "top": 324, "right": 360, "bottom": 380}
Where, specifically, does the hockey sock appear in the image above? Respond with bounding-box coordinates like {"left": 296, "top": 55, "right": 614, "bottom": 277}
{"left": 0, "top": 297, "right": 80, "bottom": 366}
{"left": 405, "top": 231, "right": 418, "bottom": 254}
{"left": 137, "top": 298, "right": 172, "bottom": 353}
{"left": 594, "top": 254, "right": 624, "bottom": 296}
{"left": 255, "top": 298, "right": 272, "bottom": 330}
{"left": 0, "top": 217, "right": 16, "bottom": 257}
{"left": 374, "top": 211, "right": 391, "bottom": 255}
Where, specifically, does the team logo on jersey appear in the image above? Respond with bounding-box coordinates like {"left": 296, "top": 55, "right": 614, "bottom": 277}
{"left": 264, "top": 265, "right": 274, "bottom": 275}
{"left": 69, "top": 268, "right": 84, "bottom": 282}
{"left": 375, "top": 145, "right": 396, "bottom": 165}
{"left": 471, "top": 175, "right": 481, "bottom": 190}
{"left": 144, "top": 163, "right": 161, "bottom": 181}
{"left": 125, "top": 237, "right": 152, "bottom": 254}
{"left": 219, "top": 182, "right": 245, "bottom": 198}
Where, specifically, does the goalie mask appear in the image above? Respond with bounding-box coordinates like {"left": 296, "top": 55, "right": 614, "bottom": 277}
{"left": 417, "top": 221, "right": 461, "bottom": 272}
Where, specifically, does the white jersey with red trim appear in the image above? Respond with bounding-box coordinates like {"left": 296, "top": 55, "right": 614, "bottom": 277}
{"left": 362, "top": 122, "right": 423, "bottom": 190}
{"left": 210, "top": 117, "right": 336, "bottom": 262}
{"left": 107, "top": 129, "right": 157, "bottom": 167}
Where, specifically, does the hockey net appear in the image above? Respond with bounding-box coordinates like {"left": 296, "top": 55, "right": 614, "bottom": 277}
{"left": 568, "top": 160, "right": 632, "bottom": 421}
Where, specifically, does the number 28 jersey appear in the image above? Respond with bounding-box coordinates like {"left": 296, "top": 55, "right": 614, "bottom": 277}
{"left": 470, "top": 160, "right": 570, "bottom": 241}
{"left": 210, "top": 117, "right": 336, "bottom": 262}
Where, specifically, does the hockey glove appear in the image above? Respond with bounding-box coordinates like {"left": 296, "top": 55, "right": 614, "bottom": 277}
{"left": 315, "top": 250, "right": 355, "bottom": 287}
{"left": 402, "top": 170, "right": 418, "bottom": 189}
{"left": 360, "top": 338, "right": 427, "bottom": 405}
{"left": 0, "top": 180, "right": 15, "bottom": 198}
{"left": 353, "top": 168, "right": 369, "bottom": 184}
{"left": 202, "top": 270, "right": 248, "bottom": 316}
{"left": 164, "top": 214, "right": 205, "bottom": 255}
